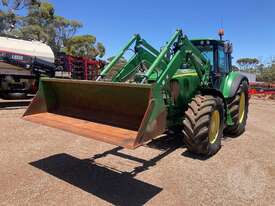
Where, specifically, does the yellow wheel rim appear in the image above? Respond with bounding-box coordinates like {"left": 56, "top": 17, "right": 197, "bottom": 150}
{"left": 239, "top": 92, "right": 245, "bottom": 123}
{"left": 209, "top": 110, "right": 220, "bottom": 144}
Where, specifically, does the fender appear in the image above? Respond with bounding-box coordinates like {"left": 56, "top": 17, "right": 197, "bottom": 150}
{"left": 221, "top": 72, "right": 249, "bottom": 98}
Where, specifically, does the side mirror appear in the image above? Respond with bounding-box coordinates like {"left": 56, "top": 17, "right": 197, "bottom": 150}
{"left": 224, "top": 42, "right": 233, "bottom": 54}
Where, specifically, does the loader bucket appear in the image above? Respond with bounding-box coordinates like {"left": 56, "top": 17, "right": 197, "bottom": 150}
{"left": 23, "top": 78, "right": 167, "bottom": 149}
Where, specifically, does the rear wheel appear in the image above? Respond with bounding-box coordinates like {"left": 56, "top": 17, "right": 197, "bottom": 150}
{"left": 182, "top": 95, "right": 225, "bottom": 156}
{"left": 224, "top": 81, "right": 249, "bottom": 136}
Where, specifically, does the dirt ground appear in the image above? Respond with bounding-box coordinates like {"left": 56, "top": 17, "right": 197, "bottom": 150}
{"left": 0, "top": 98, "right": 274, "bottom": 206}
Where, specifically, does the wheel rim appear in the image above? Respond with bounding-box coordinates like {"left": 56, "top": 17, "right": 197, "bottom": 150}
{"left": 209, "top": 110, "right": 220, "bottom": 144}
{"left": 239, "top": 92, "right": 245, "bottom": 123}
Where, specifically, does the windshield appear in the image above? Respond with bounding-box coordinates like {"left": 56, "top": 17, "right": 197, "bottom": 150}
{"left": 195, "top": 45, "right": 214, "bottom": 65}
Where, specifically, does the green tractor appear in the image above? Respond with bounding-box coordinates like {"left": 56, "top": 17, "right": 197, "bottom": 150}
{"left": 23, "top": 29, "right": 249, "bottom": 156}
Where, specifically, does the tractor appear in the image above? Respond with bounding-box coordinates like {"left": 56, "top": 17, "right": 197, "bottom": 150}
{"left": 23, "top": 29, "right": 249, "bottom": 156}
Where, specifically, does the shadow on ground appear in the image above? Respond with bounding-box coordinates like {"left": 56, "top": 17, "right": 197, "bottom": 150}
{"left": 29, "top": 134, "right": 182, "bottom": 206}
{"left": 181, "top": 150, "right": 211, "bottom": 160}
{"left": 30, "top": 153, "right": 162, "bottom": 206}
{"left": 29, "top": 133, "right": 213, "bottom": 205}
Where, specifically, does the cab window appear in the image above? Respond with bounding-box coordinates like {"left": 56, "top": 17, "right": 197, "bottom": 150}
{"left": 218, "top": 46, "right": 228, "bottom": 73}
{"left": 196, "top": 45, "right": 214, "bottom": 71}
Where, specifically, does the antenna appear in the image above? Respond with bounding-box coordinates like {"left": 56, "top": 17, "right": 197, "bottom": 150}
{"left": 218, "top": 18, "right": 224, "bottom": 41}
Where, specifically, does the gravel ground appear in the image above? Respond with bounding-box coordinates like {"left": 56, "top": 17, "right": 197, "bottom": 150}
{"left": 0, "top": 98, "right": 274, "bottom": 206}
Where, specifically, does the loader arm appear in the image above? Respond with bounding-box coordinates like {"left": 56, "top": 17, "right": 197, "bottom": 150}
{"left": 111, "top": 47, "right": 167, "bottom": 82}
{"left": 142, "top": 29, "right": 212, "bottom": 90}
{"left": 97, "top": 34, "right": 167, "bottom": 82}
{"left": 177, "top": 36, "right": 211, "bottom": 87}
{"left": 97, "top": 34, "right": 139, "bottom": 80}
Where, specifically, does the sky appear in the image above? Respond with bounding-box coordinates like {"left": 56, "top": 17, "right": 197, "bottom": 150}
{"left": 49, "top": 0, "right": 275, "bottom": 63}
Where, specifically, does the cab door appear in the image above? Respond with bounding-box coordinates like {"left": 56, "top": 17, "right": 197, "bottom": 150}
{"left": 213, "top": 45, "right": 230, "bottom": 88}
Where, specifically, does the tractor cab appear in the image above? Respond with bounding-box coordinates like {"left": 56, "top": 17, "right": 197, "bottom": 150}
{"left": 191, "top": 39, "right": 233, "bottom": 87}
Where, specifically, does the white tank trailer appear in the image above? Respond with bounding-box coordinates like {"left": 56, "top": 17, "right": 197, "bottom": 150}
{"left": 0, "top": 36, "right": 55, "bottom": 99}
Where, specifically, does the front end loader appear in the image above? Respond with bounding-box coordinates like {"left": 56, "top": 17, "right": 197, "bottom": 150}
{"left": 23, "top": 29, "right": 249, "bottom": 156}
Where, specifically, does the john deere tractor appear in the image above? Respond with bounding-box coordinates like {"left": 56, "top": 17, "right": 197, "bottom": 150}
{"left": 23, "top": 29, "right": 249, "bottom": 156}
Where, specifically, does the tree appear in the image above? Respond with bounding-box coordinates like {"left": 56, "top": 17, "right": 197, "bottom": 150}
{"left": 257, "top": 63, "right": 275, "bottom": 82}
{"left": 1, "top": 0, "right": 37, "bottom": 10}
{"left": 0, "top": 10, "right": 16, "bottom": 33}
{"left": 236, "top": 58, "right": 259, "bottom": 72}
{"left": 46, "top": 16, "right": 82, "bottom": 54}
{"left": 0, "top": 0, "right": 39, "bottom": 34}
{"left": 18, "top": 1, "right": 54, "bottom": 42}
{"left": 0, "top": 0, "right": 105, "bottom": 58}
{"left": 64, "top": 35, "right": 105, "bottom": 59}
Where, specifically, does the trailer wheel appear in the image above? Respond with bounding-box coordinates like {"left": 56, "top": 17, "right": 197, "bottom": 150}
{"left": 1, "top": 93, "right": 27, "bottom": 100}
{"left": 182, "top": 95, "right": 225, "bottom": 156}
{"left": 224, "top": 81, "right": 249, "bottom": 136}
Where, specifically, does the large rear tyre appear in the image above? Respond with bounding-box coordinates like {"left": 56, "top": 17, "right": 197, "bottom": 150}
{"left": 182, "top": 95, "right": 225, "bottom": 156}
{"left": 224, "top": 81, "right": 249, "bottom": 136}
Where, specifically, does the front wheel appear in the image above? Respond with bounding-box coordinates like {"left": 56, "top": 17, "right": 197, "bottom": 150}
{"left": 224, "top": 81, "right": 249, "bottom": 136}
{"left": 182, "top": 95, "right": 225, "bottom": 156}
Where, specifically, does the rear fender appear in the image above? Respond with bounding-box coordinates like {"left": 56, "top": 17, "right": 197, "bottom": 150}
{"left": 221, "top": 72, "right": 249, "bottom": 98}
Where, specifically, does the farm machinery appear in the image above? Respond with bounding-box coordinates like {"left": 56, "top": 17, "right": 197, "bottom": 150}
{"left": 0, "top": 36, "right": 105, "bottom": 99}
{"left": 23, "top": 29, "right": 249, "bottom": 156}
{"left": 0, "top": 36, "right": 55, "bottom": 99}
